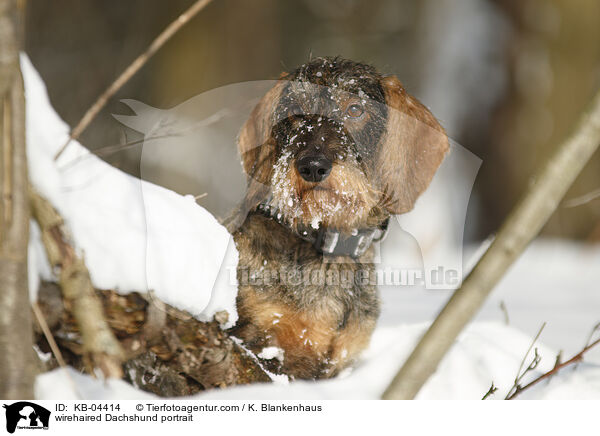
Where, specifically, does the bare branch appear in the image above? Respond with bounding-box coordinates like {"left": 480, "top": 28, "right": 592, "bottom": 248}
{"left": 58, "top": 133, "right": 176, "bottom": 172}
{"left": 0, "top": 0, "right": 35, "bottom": 399}
{"left": 29, "top": 187, "right": 125, "bottom": 379}
{"left": 31, "top": 301, "right": 81, "bottom": 397}
{"left": 54, "top": 0, "right": 214, "bottom": 160}
{"left": 505, "top": 343, "right": 542, "bottom": 400}
{"left": 31, "top": 301, "right": 67, "bottom": 370}
{"left": 506, "top": 336, "right": 600, "bottom": 400}
{"left": 0, "top": 0, "right": 18, "bottom": 97}
{"left": 507, "top": 322, "right": 546, "bottom": 397}
{"left": 584, "top": 322, "right": 600, "bottom": 347}
{"left": 481, "top": 382, "right": 497, "bottom": 400}
{"left": 562, "top": 187, "right": 600, "bottom": 208}
{"left": 382, "top": 87, "right": 600, "bottom": 400}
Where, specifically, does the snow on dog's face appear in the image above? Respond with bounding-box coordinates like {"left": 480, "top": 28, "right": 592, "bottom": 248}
{"left": 238, "top": 57, "right": 449, "bottom": 233}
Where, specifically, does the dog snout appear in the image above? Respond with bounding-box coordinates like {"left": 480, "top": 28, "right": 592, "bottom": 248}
{"left": 296, "top": 154, "right": 332, "bottom": 182}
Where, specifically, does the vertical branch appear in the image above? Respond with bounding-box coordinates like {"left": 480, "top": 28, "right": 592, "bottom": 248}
{"left": 0, "top": 0, "right": 35, "bottom": 399}
{"left": 382, "top": 88, "right": 600, "bottom": 400}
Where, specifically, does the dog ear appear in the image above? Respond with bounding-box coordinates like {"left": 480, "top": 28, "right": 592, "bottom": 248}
{"left": 237, "top": 79, "right": 288, "bottom": 208}
{"left": 238, "top": 79, "right": 287, "bottom": 183}
{"left": 378, "top": 75, "right": 449, "bottom": 214}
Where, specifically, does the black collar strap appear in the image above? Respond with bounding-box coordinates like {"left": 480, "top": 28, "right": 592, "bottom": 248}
{"left": 255, "top": 202, "right": 389, "bottom": 259}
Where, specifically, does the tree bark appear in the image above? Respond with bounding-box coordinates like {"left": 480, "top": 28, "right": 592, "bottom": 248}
{"left": 0, "top": 0, "right": 35, "bottom": 399}
{"left": 382, "top": 87, "right": 600, "bottom": 400}
{"left": 30, "top": 188, "right": 125, "bottom": 379}
{"left": 34, "top": 282, "right": 272, "bottom": 396}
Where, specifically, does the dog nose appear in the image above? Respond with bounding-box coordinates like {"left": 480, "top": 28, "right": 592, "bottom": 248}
{"left": 296, "top": 154, "right": 332, "bottom": 182}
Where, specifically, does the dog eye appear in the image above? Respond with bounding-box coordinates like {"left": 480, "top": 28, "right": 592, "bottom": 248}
{"left": 346, "top": 104, "right": 364, "bottom": 118}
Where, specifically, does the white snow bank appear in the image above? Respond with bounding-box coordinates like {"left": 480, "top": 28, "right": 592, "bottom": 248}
{"left": 195, "top": 320, "right": 600, "bottom": 400}
{"left": 23, "top": 54, "right": 238, "bottom": 327}
{"left": 35, "top": 319, "right": 600, "bottom": 400}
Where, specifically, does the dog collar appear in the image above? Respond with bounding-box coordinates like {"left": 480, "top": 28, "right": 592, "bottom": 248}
{"left": 254, "top": 202, "right": 389, "bottom": 259}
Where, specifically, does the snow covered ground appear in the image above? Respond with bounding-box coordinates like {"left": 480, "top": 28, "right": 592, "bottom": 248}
{"left": 24, "top": 54, "right": 600, "bottom": 400}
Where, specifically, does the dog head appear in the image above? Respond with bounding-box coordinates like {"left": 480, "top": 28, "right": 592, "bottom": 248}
{"left": 238, "top": 57, "right": 448, "bottom": 233}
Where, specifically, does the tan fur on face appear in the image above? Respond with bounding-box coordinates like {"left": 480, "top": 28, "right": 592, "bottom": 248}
{"left": 238, "top": 76, "right": 449, "bottom": 220}
{"left": 270, "top": 154, "right": 380, "bottom": 232}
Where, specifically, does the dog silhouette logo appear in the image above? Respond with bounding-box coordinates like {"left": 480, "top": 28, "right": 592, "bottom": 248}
{"left": 2, "top": 402, "right": 50, "bottom": 433}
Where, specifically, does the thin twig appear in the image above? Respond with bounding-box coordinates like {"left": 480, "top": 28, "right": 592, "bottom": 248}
{"left": 58, "top": 134, "right": 175, "bottom": 172}
{"left": 31, "top": 301, "right": 67, "bottom": 370}
{"left": 54, "top": 0, "right": 214, "bottom": 160}
{"left": 515, "top": 323, "right": 545, "bottom": 385}
{"left": 31, "top": 301, "right": 82, "bottom": 398}
{"left": 549, "top": 351, "right": 563, "bottom": 379}
{"left": 562, "top": 187, "right": 600, "bottom": 208}
{"left": 585, "top": 322, "right": 600, "bottom": 347}
{"left": 482, "top": 382, "right": 497, "bottom": 400}
{"left": 506, "top": 336, "right": 600, "bottom": 400}
{"left": 505, "top": 322, "right": 545, "bottom": 399}
{"left": 499, "top": 301, "right": 510, "bottom": 325}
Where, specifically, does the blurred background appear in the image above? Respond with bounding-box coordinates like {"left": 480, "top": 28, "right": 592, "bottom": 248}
{"left": 24, "top": 0, "right": 600, "bottom": 242}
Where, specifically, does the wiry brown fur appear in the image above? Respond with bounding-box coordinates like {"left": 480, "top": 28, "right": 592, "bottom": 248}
{"left": 228, "top": 57, "right": 448, "bottom": 379}
{"left": 230, "top": 213, "right": 379, "bottom": 378}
